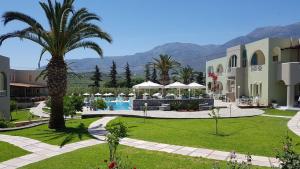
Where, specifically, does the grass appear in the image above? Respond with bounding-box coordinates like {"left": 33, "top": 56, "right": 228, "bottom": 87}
{"left": 264, "top": 108, "right": 298, "bottom": 116}
{"left": 20, "top": 144, "right": 268, "bottom": 169}
{"left": 10, "top": 109, "right": 40, "bottom": 122}
{"left": 109, "top": 116, "right": 300, "bottom": 157}
{"left": 0, "top": 141, "right": 29, "bottom": 162}
{"left": 3, "top": 118, "right": 98, "bottom": 146}
{"left": 42, "top": 108, "right": 50, "bottom": 113}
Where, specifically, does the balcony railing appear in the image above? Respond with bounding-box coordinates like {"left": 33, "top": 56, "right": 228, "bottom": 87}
{"left": 0, "top": 90, "right": 7, "bottom": 97}
{"left": 251, "top": 65, "right": 263, "bottom": 72}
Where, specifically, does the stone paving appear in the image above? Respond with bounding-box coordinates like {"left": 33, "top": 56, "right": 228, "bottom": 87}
{"left": 30, "top": 101, "right": 49, "bottom": 118}
{"left": 260, "top": 114, "right": 293, "bottom": 119}
{"left": 82, "top": 101, "right": 264, "bottom": 119}
{"left": 88, "top": 117, "right": 280, "bottom": 168}
{"left": 0, "top": 134, "right": 104, "bottom": 169}
{"left": 288, "top": 111, "right": 300, "bottom": 136}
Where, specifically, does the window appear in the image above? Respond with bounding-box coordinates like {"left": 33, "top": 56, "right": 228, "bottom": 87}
{"left": 251, "top": 50, "right": 265, "bottom": 65}
{"left": 273, "top": 55, "right": 278, "bottom": 62}
{"left": 229, "top": 55, "right": 237, "bottom": 67}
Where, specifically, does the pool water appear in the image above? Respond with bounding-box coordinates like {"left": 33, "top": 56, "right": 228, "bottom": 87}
{"left": 103, "top": 97, "right": 131, "bottom": 110}
{"left": 106, "top": 101, "right": 131, "bottom": 110}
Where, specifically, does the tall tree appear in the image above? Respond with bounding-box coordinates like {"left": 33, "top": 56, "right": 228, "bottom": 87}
{"left": 0, "top": 0, "right": 112, "bottom": 129}
{"left": 124, "top": 62, "right": 132, "bottom": 88}
{"left": 145, "top": 63, "right": 150, "bottom": 81}
{"left": 178, "top": 66, "right": 194, "bottom": 84}
{"left": 151, "top": 65, "right": 158, "bottom": 83}
{"left": 153, "top": 54, "right": 180, "bottom": 85}
{"left": 91, "top": 65, "right": 102, "bottom": 87}
{"left": 196, "top": 72, "right": 205, "bottom": 85}
{"left": 109, "top": 61, "right": 117, "bottom": 88}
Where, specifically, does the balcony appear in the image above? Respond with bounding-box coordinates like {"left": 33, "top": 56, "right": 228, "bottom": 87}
{"left": 227, "top": 67, "right": 237, "bottom": 77}
{"left": 251, "top": 65, "right": 263, "bottom": 72}
{"left": 0, "top": 90, "right": 7, "bottom": 97}
{"left": 277, "top": 62, "right": 300, "bottom": 85}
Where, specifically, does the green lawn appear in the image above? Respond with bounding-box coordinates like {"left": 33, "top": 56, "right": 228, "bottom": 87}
{"left": 109, "top": 116, "right": 300, "bottom": 157}
{"left": 20, "top": 144, "right": 267, "bottom": 169}
{"left": 3, "top": 118, "right": 98, "bottom": 146}
{"left": 0, "top": 141, "right": 29, "bottom": 162}
{"left": 264, "top": 108, "right": 298, "bottom": 116}
{"left": 11, "top": 109, "right": 40, "bottom": 122}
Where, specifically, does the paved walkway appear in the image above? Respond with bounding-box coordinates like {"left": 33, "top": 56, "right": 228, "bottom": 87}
{"left": 88, "top": 117, "right": 280, "bottom": 168}
{"left": 288, "top": 112, "right": 300, "bottom": 136}
{"left": 30, "top": 102, "right": 49, "bottom": 118}
{"left": 261, "top": 114, "right": 293, "bottom": 119}
{"left": 82, "top": 101, "right": 264, "bottom": 119}
{"left": 0, "top": 134, "right": 104, "bottom": 169}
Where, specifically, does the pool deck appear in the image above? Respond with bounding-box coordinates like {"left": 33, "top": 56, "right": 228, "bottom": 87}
{"left": 82, "top": 100, "right": 264, "bottom": 119}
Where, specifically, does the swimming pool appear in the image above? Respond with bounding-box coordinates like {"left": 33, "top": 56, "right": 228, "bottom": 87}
{"left": 103, "top": 97, "right": 131, "bottom": 110}
{"left": 105, "top": 100, "right": 131, "bottom": 110}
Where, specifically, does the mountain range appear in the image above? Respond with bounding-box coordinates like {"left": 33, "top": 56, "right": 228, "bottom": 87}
{"left": 62, "top": 21, "right": 300, "bottom": 74}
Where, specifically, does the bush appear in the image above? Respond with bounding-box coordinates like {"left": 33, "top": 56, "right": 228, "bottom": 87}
{"left": 63, "top": 96, "right": 77, "bottom": 117}
{"left": 276, "top": 134, "right": 300, "bottom": 168}
{"left": 91, "top": 99, "right": 107, "bottom": 110}
{"left": 70, "top": 95, "right": 84, "bottom": 112}
{"left": 106, "top": 121, "right": 128, "bottom": 138}
{"left": 0, "top": 120, "right": 15, "bottom": 128}
{"left": 170, "top": 101, "right": 199, "bottom": 111}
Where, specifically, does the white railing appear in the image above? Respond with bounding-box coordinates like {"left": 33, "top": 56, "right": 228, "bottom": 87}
{"left": 251, "top": 65, "right": 263, "bottom": 72}
{"left": 0, "top": 90, "right": 7, "bottom": 97}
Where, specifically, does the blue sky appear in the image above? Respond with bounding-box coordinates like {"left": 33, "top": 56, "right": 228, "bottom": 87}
{"left": 1, "top": 0, "right": 300, "bottom": 69}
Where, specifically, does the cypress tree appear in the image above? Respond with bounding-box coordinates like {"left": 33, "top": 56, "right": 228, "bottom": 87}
{"left": 125, "top": 62, "right": 132, "bottom": 88}
{"left": 91, "top": 65, "right": 102, "bottom": 87}
{"left": 145, "top": 64, "right": 150, "bottom": 81}
{"left": 151, "top": 65, "right": 158, "bottom": 83}
{"left": 109, "top": 61, "right": 118, "bottom": 88}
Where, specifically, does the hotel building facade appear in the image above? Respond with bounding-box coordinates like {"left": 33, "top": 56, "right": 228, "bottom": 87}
{"left": 206, "top": 38, "right": 300, "bottom": 108}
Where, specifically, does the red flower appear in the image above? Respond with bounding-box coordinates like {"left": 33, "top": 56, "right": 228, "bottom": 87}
{"left": 108, "top": 161, "right": 117, "bottom": 169}
{"left": 133, "top": 167, "right": 137, "bottom": 169}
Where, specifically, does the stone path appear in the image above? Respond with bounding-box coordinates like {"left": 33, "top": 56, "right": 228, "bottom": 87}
{"left": 261, "top": 114, "right": 293, "bottom": 119}
{"left": 88, "top": 117, "right": 280, "bottom": 168}
{"left": 288, "top": 112, "right": 300, "bottom": 136}
{"left": 30, "top": 102, "right": 49, "bottom": 118}
{"left": 0, "top": 134, "right": 104, "bottom": 169}
{"left": 82, "top": 107, "right": 264, "bottom": 119}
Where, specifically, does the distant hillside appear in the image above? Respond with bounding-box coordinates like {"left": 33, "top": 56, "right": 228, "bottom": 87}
{"left": 51, "top": 21, "right": 300, "bottom": 73}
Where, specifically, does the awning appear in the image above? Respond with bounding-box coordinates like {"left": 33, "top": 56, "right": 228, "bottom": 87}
{"left": 10, "top": 83, "right": 46, "bottom": 88}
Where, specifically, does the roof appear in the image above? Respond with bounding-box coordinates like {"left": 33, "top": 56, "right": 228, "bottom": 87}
{"left": 10, "top": 83, "right": 47, "bottom": 88}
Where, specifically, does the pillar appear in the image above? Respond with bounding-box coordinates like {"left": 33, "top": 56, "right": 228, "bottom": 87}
{"left": 287, "top": 85, "right": 295, "bottom": 108}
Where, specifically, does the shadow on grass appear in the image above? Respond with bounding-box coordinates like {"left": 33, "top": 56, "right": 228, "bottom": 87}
{"left": 17, "top": 123, "right": 93, "bottom": 147}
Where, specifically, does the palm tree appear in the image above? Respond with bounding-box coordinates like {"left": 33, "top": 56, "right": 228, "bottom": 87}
{"left": 0, "top": 0, "right": 112, "bottom": 129}
{"left": 177, "top": 65, "right": 195, "bottom": 84}
{"left": 152, "top": 54, "right": 180, "bottom": 85}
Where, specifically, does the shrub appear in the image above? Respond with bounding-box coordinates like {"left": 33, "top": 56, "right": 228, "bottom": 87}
{"left": 105, "top": 122, "right": 128, "bottom": 161}
{"left": 276, "top": 134, "right": 300, "bottom": 169}
{"left": 92, "top": 99, "right": 107, "bottom": 110}
{"left": 0, "top": 119, "right": 15, "bottom": 128}
{"left": 63, "top": 96, "right": 77, "bottom": 118}
{"left": 45, "top": 97, "right": 51, "bottom": 107}
{"left": 70, "top": 95, "right": 84, "bottom": 112}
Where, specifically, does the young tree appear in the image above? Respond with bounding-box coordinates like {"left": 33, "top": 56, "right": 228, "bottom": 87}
{"left": 151, "top": 65, "right": 159, "bottom": 83}
{"left": 145, "top": 64, "right": 150, "bottom": 81}
{"left": 90, "top": 65, "right": 102, "bottom": 87}
{"left": 209, "top": 108, "right": 221, "bottom": 135}
{"left": 109, "top": 61, "right": 118, "bottom": 88}
{"left": 124, "top": 62, "right": 132, "bottom": 88}
{"left": 0, "top": 0, "right": 112, "bottom": 129}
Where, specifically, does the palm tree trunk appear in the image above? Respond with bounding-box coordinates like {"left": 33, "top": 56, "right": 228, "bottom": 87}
{"left": 47, "top": 57, "right": 67, "bottom": 129}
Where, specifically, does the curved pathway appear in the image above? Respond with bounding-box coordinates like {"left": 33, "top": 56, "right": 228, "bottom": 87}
{"left": 88, "top": 117, "right": 280, "bottom": 168}
{"left": 0, "top": 134, "right": 104, "bottom": 169}
{"left": 288, "top": 112, "right": 300, "bottom": 136}
{"left": 30, "top": 102, "right": 49, "bottom": 118}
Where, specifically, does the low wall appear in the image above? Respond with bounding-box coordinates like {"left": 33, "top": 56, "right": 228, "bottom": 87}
{"left": 132, "top": 99, "right": 214, "bottom": 110}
